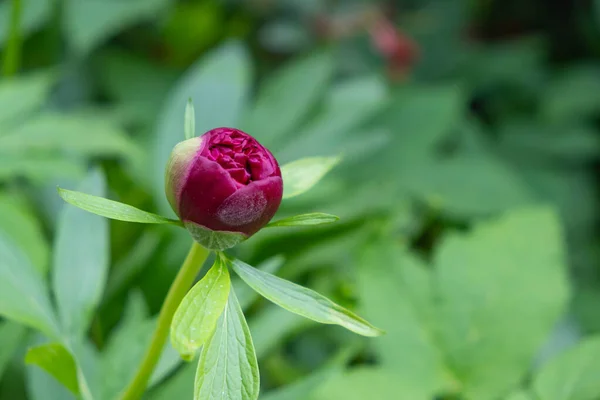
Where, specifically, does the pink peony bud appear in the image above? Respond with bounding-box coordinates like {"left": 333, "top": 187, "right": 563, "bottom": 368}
{"left": 165, "top": 127, "right": 283, "bottom": 250}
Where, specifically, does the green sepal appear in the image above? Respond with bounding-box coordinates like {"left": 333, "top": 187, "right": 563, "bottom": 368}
{"left": 184, "top": 221, "right": 247, "bottom": 251}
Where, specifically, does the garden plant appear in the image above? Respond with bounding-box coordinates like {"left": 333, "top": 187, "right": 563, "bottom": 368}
{"left": 2, "top": 1, "right": 600, "bottom": 400}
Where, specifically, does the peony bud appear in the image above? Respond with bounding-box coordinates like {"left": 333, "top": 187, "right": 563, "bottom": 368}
{"left": 165, "top": 127, "right": 283, "bottom": 250}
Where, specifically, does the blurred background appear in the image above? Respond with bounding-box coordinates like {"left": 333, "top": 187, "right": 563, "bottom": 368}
{"left": 1, "top": 0, "right": 600, "bottom": 399}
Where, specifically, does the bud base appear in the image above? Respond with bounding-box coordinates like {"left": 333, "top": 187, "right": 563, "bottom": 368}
{"left": 184, "top": 221, "right": 247, "bottom": 250}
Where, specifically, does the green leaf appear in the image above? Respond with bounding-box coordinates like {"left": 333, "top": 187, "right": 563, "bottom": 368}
{"left": 71, "top": 340, "right": 101, "bottom": 400}
{"left": 260, "top": 366, "right": 339, "bottom": 400}
{"left": 0, "top": 0, "right": 51, "bottom": 47}
{"left": 148, "top": 363, "right": 196, "bottom": 400}
{"left": 154, "top": 42, "right": 251, "bottom": 212}
{"left": 465, "top": 37, "right": 544, "bottom": 89}
{"left": 0, "top": 154, "right": 85, "bottom": 183}
{"left": 101, "top": 292, "right": 155, "bottom": 400}
{"left": 150, "top": 344, "right": 182, "bottom": 388}
{"left": 533, "top": 336, "right": 600, "bottom": 400}
{"left": 504, "top": 391, "right": 536, "bottom": 400}
{"left": 24, "top": 336, "right": 99, "bottom": 400}
{"left": 520, "top": 167, "right": 596, "bottom": 233}
{"left": 0, "top": 0, "right": 52, "bottom": 48}
{"left": 58, "top": 188, "right": 181, "bottom": 226}
{"left": 64, "top": 0, "right": 170, "bottom": 55}
{"left": 573, "top": 285, "right": 600, "bottom": 334}
{"left": 194, "top": 289, "right": 259, "bottom": 400}
{"left": 398, "top": 155, "right": 534, "bottom": 218}
{"left": 26, "top": 359, "right": 76, "bottom": 400}
{"left": 0, "top": 321, "right": 27, "bottom": 380}
{"left": 0, "top": 71, "right": 55, "bottom": 125}
{"left": 25, "top": 343, "right": 80, "bottom": 395}
{"left": 0, "top": 112, "right": 139, "bottom": 160}
{"left": 229, "top": 258, "right": 383, "bottom": 337}
{"left": 0, "top": 194, "right": 49, "bottom": 275}
{"left": 281, "top": 156, "right": 340, "bottom": 199}
{"left": 0, "top": 231, "right": 59, "bottom": 338}
{"left": 234, "top": 256, "right": 284, "bottom": 311}
{"left": 249, "top": 305, "right": 310, "bottom": 359}
{"left": 171, "top": 257, "right": 231, "bottom": 360}
{"left": 311, "top": 367, "right": 429, "bottom": 400}
{"left": 388, "top": 84, "right": 464, "bottom": 158}
{"left": 435, "top": 207, "right": 570, "bottom": 399}
{"left": 498, "top": 121, "right": 600, "bottom": 162}
{"left": 53, "top": 169, "right": 110, "bottom": 339}
{"left": 357, "top": 242, "right": 452, "bottom": 397}
{"left": 185, "top": 99, "right": 196, "bottom": 140}
{"left": 241, "top": 51, "right": 333, "bottom": 147}
{"left": 97, "top": 50, "right": 178, "bottom": 126}
{"left": 150, "top": 293, "right": 301, "bottom": 400}
{"left": 102, "top": 293, "right": 181, "bottom": 391}
{"left": 102, "top": 231, "right": 163, "bottom": 303}
{"left": 277, "top": 75, "right": 387, "bottom": 163}
{"left": 541, "top": 65, "right": 600, "bottom": 122}
{"left": 258, "top": 20, "right": 311, "bottom": 53}
{"left": 266, "top": 213, "right": 339, "bottom": 227}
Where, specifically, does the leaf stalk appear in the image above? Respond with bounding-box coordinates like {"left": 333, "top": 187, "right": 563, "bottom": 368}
{"left": 119, "top": 241, "right": 209, "bottom": 400}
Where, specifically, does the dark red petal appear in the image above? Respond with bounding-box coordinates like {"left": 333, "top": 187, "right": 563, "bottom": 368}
{"left": 177, "top": 156, "right": 238, "bottom": 230}
{"left": 216, "top": 176, "right": 283, "bottom": 236}
{"left": 172, "top": 127, "right": 283, "bottom": 240}
{"left": 228, "top": 168, "right": 251, "bottom": 185}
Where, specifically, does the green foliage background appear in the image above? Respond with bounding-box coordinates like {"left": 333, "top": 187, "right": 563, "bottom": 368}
{"left": 1, "top": 0, "right": 600, "bottom": 399}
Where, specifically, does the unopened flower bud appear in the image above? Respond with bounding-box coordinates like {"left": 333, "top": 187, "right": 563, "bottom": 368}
{"left": 165, "top": 128, "right": 283, "bottom": 250}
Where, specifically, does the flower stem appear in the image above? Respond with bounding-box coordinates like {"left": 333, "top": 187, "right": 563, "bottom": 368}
{"left": 119, "top": 241, "right": 209, "bottom": 400}
{"left": 2, "top": 0, "right": 22, "bottom": 76}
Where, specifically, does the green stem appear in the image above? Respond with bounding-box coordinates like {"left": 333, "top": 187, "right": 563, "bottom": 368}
{"left": 2, "top": 0, "right": 22, "bottom": 76}
{"left": 119, "top": 242, "right": 210, "bottom": 400}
